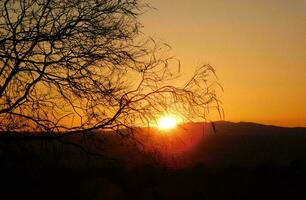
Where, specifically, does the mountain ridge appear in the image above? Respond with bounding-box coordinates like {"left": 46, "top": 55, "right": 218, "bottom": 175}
{"left": 1, "top": 121, "right": 306, "bottom": 169}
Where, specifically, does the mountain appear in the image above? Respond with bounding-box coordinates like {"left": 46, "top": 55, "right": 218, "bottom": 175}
{"left": 174, "top": 121, "right": 306, "bottom": 168}
{"left": 1, "top": 121, "right": 306, "bottom": 200}
{"left": 1, "top": 121, "right": 306, "bottom": 169}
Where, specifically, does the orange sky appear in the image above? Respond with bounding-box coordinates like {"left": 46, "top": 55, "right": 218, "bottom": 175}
{"left": 142, "top": 0, "right": 306, "bottom": 127}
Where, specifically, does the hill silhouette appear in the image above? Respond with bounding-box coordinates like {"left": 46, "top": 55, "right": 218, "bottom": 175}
{"left": 1, "top": 121, "right": 306, "bottom": 169}
{"left": 1, "top": 121, "right": 306, "bottom": 200}
{"left": 176, "top": 121, "right": 306, "bottom": 168}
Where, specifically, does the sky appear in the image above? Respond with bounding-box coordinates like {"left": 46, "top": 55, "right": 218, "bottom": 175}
{"left": 142, "top": 0, "right": 306, "bottom": 127}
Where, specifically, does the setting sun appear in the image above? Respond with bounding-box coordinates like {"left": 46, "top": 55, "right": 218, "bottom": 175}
{"left": 158, "top": 116, "right": 177, "bottom": 130}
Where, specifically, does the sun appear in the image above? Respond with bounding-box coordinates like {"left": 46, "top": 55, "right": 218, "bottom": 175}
{"left": 157, "top": 116, "right": 177, "bottom": 130}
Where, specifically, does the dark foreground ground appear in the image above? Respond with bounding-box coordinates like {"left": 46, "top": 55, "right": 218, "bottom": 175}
{"left": 1, "top": 164, "right": 306, "bottom": 200}
{"left": 1, "top": 121, "right": 306, "bottom": 200}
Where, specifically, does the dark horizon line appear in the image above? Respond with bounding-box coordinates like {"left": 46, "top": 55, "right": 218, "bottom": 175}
{"left": 181, "top": 120, "right": 306, "bottom": 129}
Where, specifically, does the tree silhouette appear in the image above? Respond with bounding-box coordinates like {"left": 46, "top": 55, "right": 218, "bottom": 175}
{"left": 0, "top": 0, "right": 221, "bottom": 135}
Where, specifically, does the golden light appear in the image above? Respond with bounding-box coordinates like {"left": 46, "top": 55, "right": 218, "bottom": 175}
{"left": 157, "top": 116, "right": 177, "bottom": 130}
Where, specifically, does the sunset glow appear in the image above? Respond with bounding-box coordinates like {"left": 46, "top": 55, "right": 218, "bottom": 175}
{"left": 158, "top": 116, "right": 177, "bottom": 130}
{"left": 143, "top": 0, "right": 306, "bottom": 127}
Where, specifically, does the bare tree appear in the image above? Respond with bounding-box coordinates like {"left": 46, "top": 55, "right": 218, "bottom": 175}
{"left": 0, "top": 0, "right": 221, "bottom": 135}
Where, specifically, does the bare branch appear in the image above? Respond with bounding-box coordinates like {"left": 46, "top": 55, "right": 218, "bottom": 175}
{"left": 0, "top": 0, "right": 222, "bottom": 136}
